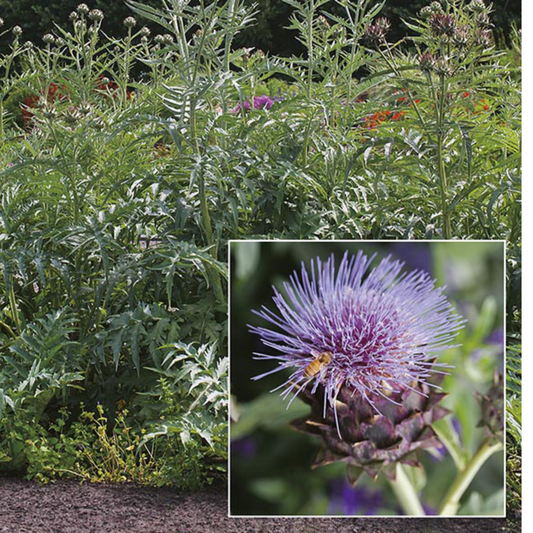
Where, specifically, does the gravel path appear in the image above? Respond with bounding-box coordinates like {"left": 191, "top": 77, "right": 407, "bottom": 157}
{"left": 0, "top": 479, "right": 517, "bottom": 533}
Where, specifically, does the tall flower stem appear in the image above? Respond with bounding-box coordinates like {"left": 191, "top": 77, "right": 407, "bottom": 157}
{"left": 438, "top": 437, "right": 503, "bottom": 516}
{"left": 437, "top": 71, "right": 452, "bottom": 239}
{"left": 388, "top": 464, "right": 426, "bottom": 516}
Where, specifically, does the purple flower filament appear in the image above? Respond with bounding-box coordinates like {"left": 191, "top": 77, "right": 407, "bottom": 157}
{"left": 249, "top": 251, "right": 464, "bottom": 436}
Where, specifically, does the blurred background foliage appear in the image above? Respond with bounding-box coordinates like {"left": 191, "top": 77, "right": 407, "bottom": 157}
{"left": 0, "top": 0, "right": 521, "bottom": 57}
{"left": 230, "top": 241, "right": 505, "bottom": 516}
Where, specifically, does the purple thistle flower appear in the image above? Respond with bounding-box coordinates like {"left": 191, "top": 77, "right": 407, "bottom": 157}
{"left": 249, "top": 251, "right": 464, "bottom": 432}
{"left": 231, "top": 94, "right": 276, "bottom": 114}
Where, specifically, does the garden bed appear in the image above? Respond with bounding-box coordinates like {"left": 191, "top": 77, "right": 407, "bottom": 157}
{"left": 0, "top": 478, "right": 513, "bottom": 533}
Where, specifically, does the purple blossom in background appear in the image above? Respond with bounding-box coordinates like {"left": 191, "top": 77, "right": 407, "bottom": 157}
{"left": 486, "top": 327, "right": 504, "bottom": 352}
{"left": 232, "top": 94, "right": 277, "bottom": 114}
{"left": 250, "top": 251, "right": 463, "bottom": 420}
{"left": 231, "top": 437, "right": 257, "bottom": 459}
{"left": 389, "top": 242, "right": 433, "bottom": 276}
{"left": 328, "top": 479, "right": 383, "bottom": 515}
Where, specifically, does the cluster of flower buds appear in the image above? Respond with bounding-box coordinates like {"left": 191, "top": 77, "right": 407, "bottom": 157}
{"left": 365, "top": 17, "right": 391, "bottom": 44}
{"left": 154, "top": 33, "right": 174, "bottom": 46}
{"left": 429, "top": 13, "right": 456, "bottom": 38}
{"left": 420, "top": 1, "right": 445, "bottom": 19}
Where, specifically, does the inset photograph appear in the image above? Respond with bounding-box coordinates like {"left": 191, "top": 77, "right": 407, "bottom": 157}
{"left": 229, "top": 240, "right": 505, "bottom": 517}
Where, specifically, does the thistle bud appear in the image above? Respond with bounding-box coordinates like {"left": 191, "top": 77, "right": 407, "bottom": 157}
{"left": 89, "top": 9, "right": 104, "bottom": 22}
{"left": 474, "top": 28, "right": 493, "bottom": 47}
{"left": 467, "top": 0, "right": 486, "bottom": 13}
{"left": 419, "top": 6, "right": 433, "bottom": 19}
{"left": 77, "top": 3, "right": 90, "bottom": 15}
{"left": 365, "top": 17, "right": 391, "bottom": 44}
{"left": 419, "top": 52, "right": 435, "bottom": 73}
{"left": 63, "top": 107, "right": 81, "bottom": 126}
{"left": 475, "top": 372, "right": 503, "bottom": 443}
{"left": 429, "top": 1, "right": 444, "bottom": 14}
{"left": 123, "top": 16, "right": 137, "bottom": 29}
{"left": 433, "top": 57, "right": 451, "bottom": 77}
{"left": 317, "top": 15, "right": 330, "bottom": 30}
{"left": 43, "top": 33, "right": 55, "bottom": 45}
{"left": 453, "top": 25, "right": 470, "bottom": 47}
{"left": 42, "top": 106, "right": 58, "bottom": 121}
{"left": 12, "top": 26, "right": 22, "bottom": 37}
{"left": 476, "top": 12, "right": 492, "bottom": 29}
{"left": 429, "top": 13, "right": 456, "bottom": 38}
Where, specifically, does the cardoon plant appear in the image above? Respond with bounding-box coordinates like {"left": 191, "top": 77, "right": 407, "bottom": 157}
{"left": 250, "top": 251, "right": 467, "bottom": 514}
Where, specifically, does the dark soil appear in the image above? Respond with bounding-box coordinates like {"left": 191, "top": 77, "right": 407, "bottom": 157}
{"left": 0, "top": 478, "right": 518, "bottom": 533}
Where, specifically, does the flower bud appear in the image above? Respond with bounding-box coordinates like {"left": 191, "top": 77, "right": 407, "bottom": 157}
{"left": 467, "top": 0, "right": 486, "bottom": 13}
{"left": 476, "top": 12, "right": 492, "bottom": 29}
{"left": 69, "top": 11, "right": 79, "bottom": 22}
{"left": 365, "top": 17, "right": 391, "bottom": 43}
{"left": 43, "top": 33, "right": 55, "bottom": 45}
{"left": 89, "top": 9, "right": 104, "bottom": 22}
{"left": 419, "top": 52, "right": 435, "bottom": 73}
{"left": 154, "top": 34, "right": 165, "bottom": 45}
{"left": 163, "top": 33, "right": 174, "bottom": 45}
{"left": 123, "top": 16, "right": 137, "bottom": 29}
{"left": 419, "top": 6, "right": 433, "bottom": 19}
{"left": 474, "top": 28, "right": 493, "bottom": 47}
{"left": 429, "top": 1, "right": 444, "bottom": 14}
{"left": 0, "top": 17, "right": 4, "bottom": 27}
{"left": 317, "top": 15, "right": 330, "bottom": 30}
{"left": 12, "top": 26, "right": 22, "bottom": 37}
{"left": 453, "top": 25, "right": 470, "bottom": 47}
{"left": 140, "top": 26, "right": 150, "bottom": 38}
{"left": 77, "top": 3, "right": 90, "bottom": 15}
{"left": 429, "top": 13, "right": 456, "bottom": 38}
{"left": 433, "top": 57, "right": 451, "bottom": 77}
